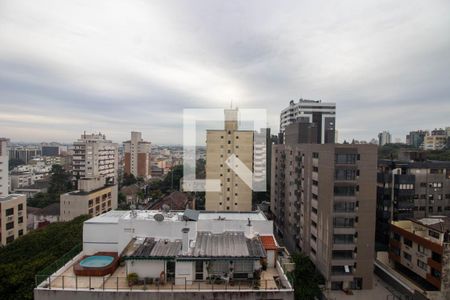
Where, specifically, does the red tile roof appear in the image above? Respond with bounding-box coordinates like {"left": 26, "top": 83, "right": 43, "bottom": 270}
{"left": 260, "top": 235, "right": 278, "bottom": 250}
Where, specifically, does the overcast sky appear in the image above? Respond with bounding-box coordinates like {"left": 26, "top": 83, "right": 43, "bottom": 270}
{"left": 1, "top": 0, "right": 449, "bottom": 144}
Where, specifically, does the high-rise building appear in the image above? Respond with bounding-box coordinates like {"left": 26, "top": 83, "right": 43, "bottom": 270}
{"left": 378, "top": 131, "right": 392, "bottom": 146}
{"left": 8, "top": 145, "right": 41, "bottom": 164}
{"left": 0, "top": 138, "right": 27, "bottom": 245}
{"left": 0, "top": 138, "right": 9, "bottom": 196}
{"left": 254, "top": 128, "right": 271, "bottom": 192}
{"left": 406, "top": 130, "right": 427, "bottom": 148}
{"left": 72, "top": 133, "right": 118, "bottom": 183}
{"left": 280, "top": 99, "right": 336, "bottom": 144}
{"left": 123, "top": 132, "right": 151, "bottom": 178}
{"left": 205, "top": 108, "right": 254, "bottom": 211}
{"left": 271, "top": 143, "right": 378, "bottom": 290}
{"left": 423, "top": 130, "right": 447, "bottom": 150}
{"left": 376, "top": 158, "right": 450, "bottom": 246}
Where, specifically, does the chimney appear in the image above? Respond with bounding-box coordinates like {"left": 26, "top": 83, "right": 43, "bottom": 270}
{"left": 182, "top": 228, "right": 190, "bottom": 253}
{"left": 245, "top": 218, "right": 253, "bottom": 237}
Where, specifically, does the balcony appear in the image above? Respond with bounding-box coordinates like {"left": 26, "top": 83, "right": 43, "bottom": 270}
{"left": 332, "top": 243, "right": 356, "bottom": 251}
{"left": 333, "top": 227, "right": 356, "bottom": 235}
{"left": 427, "top": 257, "right": 442, "bottom": 272}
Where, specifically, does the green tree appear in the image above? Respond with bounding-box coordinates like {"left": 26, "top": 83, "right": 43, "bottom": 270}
{"left": 0, "top": 215, "right": 89, "bottom": 300}
{"left": 47, "top": 165, "right": 73, "bottom": 195}
{"left": 122, "top": 173, "right": 137, "bottom": 187}
{"left": 117, "top": 192, "right": 130, "bottom": 210}
{"left": 427, "top": 149, "right": 450, "bottom": 161}
{"left": 378, "top": 143, "right": 416, "bottom": 159}
{"left": 28, "top": 165, "right": 73, "bottom": 208}
{"left": 290, "top": 253, "right": 324, "bottom": 300}
{"left": 160, "top": 165, "right": 184, "bottom": 193}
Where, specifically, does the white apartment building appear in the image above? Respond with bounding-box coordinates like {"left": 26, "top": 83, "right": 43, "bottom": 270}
{"left": 72, "top": 133, "right": 118, "bottom": 183}
{"left": 35, "top": 210, "right": 293, "bottom": 300}
{"left": 378, "top": 131, "right": 392, "bottom": 146}
{"left": 424, "top": 134, "right": 447, "bottom": 150}
{"left": 0, "top": 138, "right": 27, "bottom": 245}
{"left": 280, "top": 99, "right": 336, "bottom": 144}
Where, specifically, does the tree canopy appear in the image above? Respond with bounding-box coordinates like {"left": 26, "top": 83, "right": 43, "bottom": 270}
{"left": 0, "top": 215, "right": 89, "bottom": 300}
{"left": 290, "top": 253, "right": 324, "bottom": 300}
{"left": 27, "top": 165, "right": 73, "bottom": 208}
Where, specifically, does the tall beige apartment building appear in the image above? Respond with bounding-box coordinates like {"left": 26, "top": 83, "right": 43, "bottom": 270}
{"left": 205, "top": 109, "right": 254, "bottom": 211}
{"left": 72, "top": 133, "right": 118, "bottom": 183}
{"left": 0, "top": 138, "right": 27, "bottom": 245}
{"left": 123, "top": 131, "right": 151, "bottom": 178}
{"left": 271, "top": 143, "right": 377, "bottom": 290}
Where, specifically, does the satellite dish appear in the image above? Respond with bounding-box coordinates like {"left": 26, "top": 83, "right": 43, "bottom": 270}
{"left": 154, "top": 214, "right": 165, "bottom": 222}
{"left": 162, "top": 204, "right": 170, "bottom": 213}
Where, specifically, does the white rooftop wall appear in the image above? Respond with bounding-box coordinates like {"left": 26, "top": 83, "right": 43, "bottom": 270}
{"left": 82, "top": 210, "right": 273, "bottom": 255}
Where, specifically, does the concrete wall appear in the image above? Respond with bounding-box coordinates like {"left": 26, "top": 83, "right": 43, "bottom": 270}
{"left": 267, "top": 250, "right": 276, "bottom": 268}
{"left": 127, "top": 260, "right": 165, "bottom": 278}
{"left": 35, "top": 289, "right": 294, "bottom": 300}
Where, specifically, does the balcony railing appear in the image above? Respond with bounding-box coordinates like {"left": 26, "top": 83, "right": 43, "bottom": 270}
{"left": 35, "top": 275, "right": 292, "bottom": 292}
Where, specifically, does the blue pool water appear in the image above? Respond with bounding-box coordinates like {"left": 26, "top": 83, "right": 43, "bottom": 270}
{"left": 79, "top": 256, "right": 114, "bottom": 268}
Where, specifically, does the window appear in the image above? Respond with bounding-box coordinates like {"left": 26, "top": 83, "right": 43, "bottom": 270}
{"left": 333, "top": 234, "right": 354, "bottom": 244}
{"left": 432, "top": 251, "right": 442, "bottom": 263}
{"left": 392, "top": 232, "right": 401, "bottom": 241}
{"left": 6, "top": 222, "right": 14, "bottom": 230}
{"left": 335, "top": 153, "right": 357, "bottom": 164}
{"left": 313, "top": 152, "right": 319, "bottom": 159}
{"left": 403, "top": 252, "right": 412, "bottom": 262}
{"left": 335, "top": 169, "right": 357, "bottom": 180}
{"left": 431, "top": 268, "right": 441, "bottom": 278}
{"left": 429, "top": 230, "right": 440, "bottom": 239}
{"left": 403, "top": 238, "right": 412, "bottom": 247}
{"left": 333, "top": 217, "right": 354, "bottom": 228}
{"left": 417, "top": 259, "right": 427, "bottom": 271}
{"left": 18, "top": 229, "right": 24, "bottom": 236}
{"left": 18, "top": 204, "right": 23, "bottom": 211}
{"left": 18, "top": 216, "right": 23, "bottom": 224}
{"left": 6, "top": 208, "right": 14, "bottom": 216}
{"left": 418, "top": 244, "right": 426, "bottom": 254}
{"left": 6, "top": 236, "right": 14, "bottom": 244}
{"left": 334, "top": 186, "right": 356, "bottom": 196}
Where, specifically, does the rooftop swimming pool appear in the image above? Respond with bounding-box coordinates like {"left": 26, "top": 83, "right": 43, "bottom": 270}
{"left": 79, "top": 255, "right": 114, "bottom": 268}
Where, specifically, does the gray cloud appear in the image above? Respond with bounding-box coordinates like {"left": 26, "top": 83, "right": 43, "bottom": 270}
{"left": 0, "top": 0, "right": 449, "bottom": 144}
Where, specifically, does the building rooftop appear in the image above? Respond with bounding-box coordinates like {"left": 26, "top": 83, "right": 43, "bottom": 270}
{"left": 415, "top": 217, "right": 450, "bottom": 233}
{"left": 128, "top": 237, "right": 182, "bottom": 258}
{"left": 85, "top": 209, "right": 268, "bottom": 224}
{"left": 0, "top": 193, "right": 25, "bottom": 202}
{"left": 190, "top": 231, "right": 265, "bottom": 258}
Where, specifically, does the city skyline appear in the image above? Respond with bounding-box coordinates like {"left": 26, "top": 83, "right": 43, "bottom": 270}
{"left": 1, "top": 0, "right": 449, "bottom": 144}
